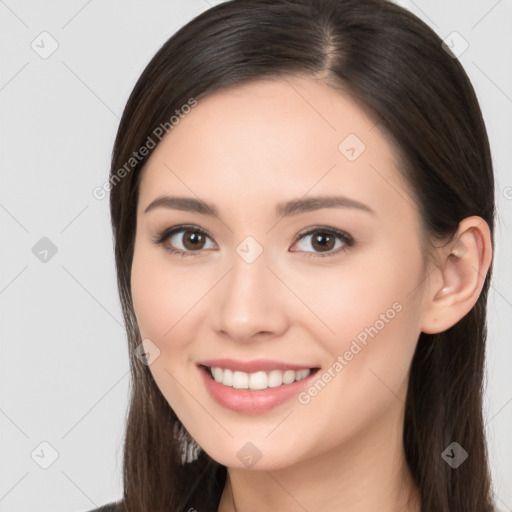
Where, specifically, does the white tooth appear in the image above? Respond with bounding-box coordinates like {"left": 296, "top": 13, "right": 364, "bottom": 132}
{"left": 232, "top": 371, "right": 249, "bottom": 389}
{"left": 282, "top": 370, "right": 296, "bottom": 384}
{"left": 299, "top": 369, "right": 311, "bottom": 380}
{"left": 268, "top": 369, "right": 283, "bottom": 387}
{"left": 212, "top": 367, "right": 223, "bottom": 382}
{"left": 249, "top": 371, "right": 268, "bottom": 390}
{"left": 211, "top": 367, "right": 312, "bottom": 389}
{"left": 222, "top": 368, "right": 233, "bottom": 386}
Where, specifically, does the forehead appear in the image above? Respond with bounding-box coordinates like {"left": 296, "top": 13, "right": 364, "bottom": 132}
{"left": 138, "top": 75, "right": 413, "bottom": 220}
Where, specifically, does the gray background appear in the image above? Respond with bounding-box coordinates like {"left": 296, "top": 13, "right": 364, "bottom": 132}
{"left": 1, "top": 1, "right": 511, "bottom": 511}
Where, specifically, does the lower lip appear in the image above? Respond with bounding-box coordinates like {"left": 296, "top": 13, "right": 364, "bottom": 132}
{"left": 198, "top": 365, "right": 318, "bottom": 414}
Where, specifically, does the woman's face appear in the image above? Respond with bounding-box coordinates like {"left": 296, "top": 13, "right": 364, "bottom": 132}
{"left": 131, "top": 75, "right": 430, "bottom": 469}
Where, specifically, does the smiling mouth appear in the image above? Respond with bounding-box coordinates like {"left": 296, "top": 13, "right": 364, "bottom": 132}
{"left": 200, "top": 364, "right": 320, "bottom": 391}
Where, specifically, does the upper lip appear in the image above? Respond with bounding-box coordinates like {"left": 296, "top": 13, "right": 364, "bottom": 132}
{"left": 197, "top": 358, "right": 319, "bottom": 373}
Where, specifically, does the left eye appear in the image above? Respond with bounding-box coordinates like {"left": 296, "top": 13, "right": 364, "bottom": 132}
{"left": 291, "top": 228, "right": 354, "bottom": 257}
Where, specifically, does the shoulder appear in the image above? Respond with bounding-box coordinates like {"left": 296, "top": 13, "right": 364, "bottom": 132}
{"left": 84, "top": 503, "right": 119, "bottom": 512}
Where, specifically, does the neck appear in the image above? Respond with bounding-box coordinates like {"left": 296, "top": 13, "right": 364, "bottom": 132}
{"left": 217, "top": 400, "right": 421, "bottom": 512}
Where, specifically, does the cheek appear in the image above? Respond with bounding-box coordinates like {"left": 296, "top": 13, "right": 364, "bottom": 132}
{"left": 290, "top": 239, "right": 423, "bottom": 347}
{"left": 131, "top": 256, "right": 164, "bottom": 340}
{"left": 292, "top": 241, "right": 424, "bottom": 402}
{"left": 288, "top": 282, "right": 422, "bottom": 458}
{"left": 131, "top": 247, "right": 198, "bottom": 409}
{"left": 131, "top": 244, "right": 196, "bottom": 343}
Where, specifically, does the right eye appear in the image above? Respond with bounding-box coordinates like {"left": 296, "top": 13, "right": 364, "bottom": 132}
{"left": 152, "top": 225, "right": 217, "bottom": 256}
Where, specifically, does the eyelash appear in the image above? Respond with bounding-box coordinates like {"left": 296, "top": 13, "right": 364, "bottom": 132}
{"left": 152, "top": 224, "right": 355, "bottom": 258}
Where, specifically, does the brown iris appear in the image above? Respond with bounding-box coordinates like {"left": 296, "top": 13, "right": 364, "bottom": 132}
{"left": 182, "top": 230, "right": 207, "bottom": 250}
{"left": 310, "top": 232, "right": 336, "bottom": 252}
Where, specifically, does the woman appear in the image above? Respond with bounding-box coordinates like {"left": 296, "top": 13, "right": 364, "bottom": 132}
{"left": 88, "top": 0, "right": 496, "bottom": 510}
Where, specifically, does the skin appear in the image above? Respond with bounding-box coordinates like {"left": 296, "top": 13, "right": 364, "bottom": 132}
{"left": 130, "top": 75, "right": 492, "bottom": 512}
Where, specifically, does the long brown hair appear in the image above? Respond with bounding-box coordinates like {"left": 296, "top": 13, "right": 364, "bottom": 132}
{"left": 108, "top": 0, "right": 496, "bottom": 510}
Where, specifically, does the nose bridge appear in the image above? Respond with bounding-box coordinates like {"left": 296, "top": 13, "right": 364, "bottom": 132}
{"left": 230, "top": 234, "right": 269, "bottom": 300}
{"left": 213, "top": 238, "right": 287, "bottom": 341}
{"left": 226, "top": 244, "right": 272, "bottom": 318}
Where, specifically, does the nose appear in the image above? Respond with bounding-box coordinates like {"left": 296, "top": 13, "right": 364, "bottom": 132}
{"left": 212, "top": 249, "right": 290, "bottom": 344}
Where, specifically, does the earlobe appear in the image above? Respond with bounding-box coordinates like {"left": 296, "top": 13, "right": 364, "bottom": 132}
{"left": 420, "top": 216, "right": 492, "bottom": 334}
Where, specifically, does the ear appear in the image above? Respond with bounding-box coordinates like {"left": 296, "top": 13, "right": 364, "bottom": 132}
{"left": 420, "top": 216, "right": 493, "bottom": 334}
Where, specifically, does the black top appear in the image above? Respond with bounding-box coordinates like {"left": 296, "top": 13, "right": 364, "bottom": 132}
{"left": 85, "top": 456, "right": 226, "bottom": 512}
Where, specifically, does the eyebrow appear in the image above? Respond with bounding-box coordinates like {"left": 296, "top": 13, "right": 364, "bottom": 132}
{"left": 143, "top": 195, "right": 375, "bottom": 217}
